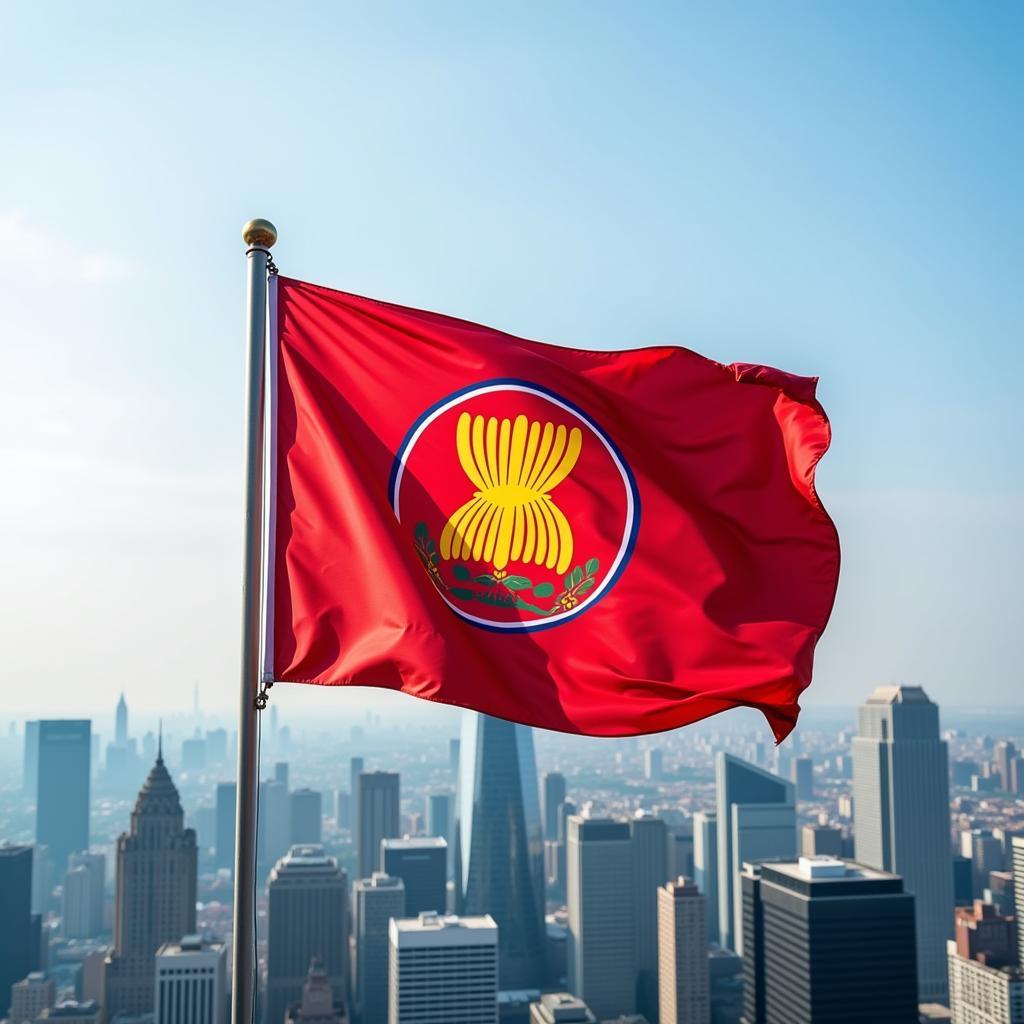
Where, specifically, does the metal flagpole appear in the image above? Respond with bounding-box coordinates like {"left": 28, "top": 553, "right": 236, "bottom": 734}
{"left": 232, "top": 217, "right": 277, "bottom": 1024}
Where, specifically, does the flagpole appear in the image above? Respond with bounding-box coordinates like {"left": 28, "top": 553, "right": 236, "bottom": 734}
{"left": 232, "top": 217, "right": 277, "bottom": 1024}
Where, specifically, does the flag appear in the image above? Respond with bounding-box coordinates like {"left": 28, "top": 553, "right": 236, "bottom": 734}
{"left": 267, "top": 277, "right": 839, "bottom": 741}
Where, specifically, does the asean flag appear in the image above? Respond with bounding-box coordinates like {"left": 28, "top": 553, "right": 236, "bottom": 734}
{"left": 267, "top": 277, "right": 839, "bottom": 741}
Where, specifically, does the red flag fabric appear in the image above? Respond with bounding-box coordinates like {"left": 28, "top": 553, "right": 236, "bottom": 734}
{"left": 268, "top": 277, "right": 839, "bottom": 741}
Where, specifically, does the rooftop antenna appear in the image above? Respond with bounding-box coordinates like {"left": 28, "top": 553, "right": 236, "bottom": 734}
{"left": 157, "top": 719, "right": 163, "bottom": 763}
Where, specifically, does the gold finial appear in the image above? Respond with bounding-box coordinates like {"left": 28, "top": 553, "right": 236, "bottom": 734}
{"left": 242, "top": 218, "right": 278, "bottom": 248}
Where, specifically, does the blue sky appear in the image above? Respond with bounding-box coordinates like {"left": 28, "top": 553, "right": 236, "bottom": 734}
{"left": 1, "top": 1, "right": 1021, "bottom": 715}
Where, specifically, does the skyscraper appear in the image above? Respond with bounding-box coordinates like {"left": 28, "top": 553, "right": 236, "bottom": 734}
{"left": 63, "top": 852, "right": 104, "bottom": 939}
{"left": 354, "top": 873, "right": 406, "bottom": 1024}
{"left": 388, "top": 913, "right": 498, "bottom": 1024}
{"left": 790, "top": 757, "right": 813, "bottom": 801}
{"left": 349, "top": 756, "right": 365, "bottom": 838}
{"left": 426, "top": 793, "right": 453, "bottom": 877}
{"left": 290, "top": 788, "right": 323, "bottom": 845}
{"left": 0, "top": 844, "right": 33, "bottom": 1019}
{"left": 543, "top": 773, "right": 567, "bottom": 841}
{"left": 115, "top": 694, "right": 128, "bottom": 746}
{"left": 104, "top": 747, "right": 198, "bottom": 1017}
{"left": 994, "top": 740, "right": 1017, "bottom": 792}
{"left": 36, "top": 720, "right": 91, "bottom": 880}
{"left": 714, "top": 753, "right": 795, "bottom": 952}
{"left": 155, "top": 935, "right": 227, "bottom": 1024}
{"left": 259, "top": 778, "right": 291, "bottom": 869}
{"left": 23, "top": 721, "right": 39, "bottom": 797}
{"left": 266, "top": 845, "right": 348, "bottom": 1024}
{"left": 382, "top": 837, "right": 447, "bottom": 916}
{"left": 358, "top": 772, "right": 401, "bottom": 880}
{"left": 454, "top": 712, "right": 545, "bottom": 988}
{"left": 567, "top": 817, "right": 635, "bottom": 1020}
{"left": 852, "top": 684, "right": 953, "bottom": 1001}
{"left": 645, "top": 748, "right": 665, "bottom": 781}
{"left": 1013, "top": 837, "right": 1024, "bottom": 966}
{"left": 214, "top": 782, "right": 236, "bottom": 870}
{"left": 740, "top": 857, "right": 917, "bottom": 1024}
{"left": 631, "top": 813, "right": 668, "bottom": 1020}
{"left": 657, "top": 878, "right": 709, "bottom": 1024}
{"left": 960, "top": 828, "right": 1004, "bottom": 898}
{"left": 692, "top": 812, "right": 718, "bottom": 944}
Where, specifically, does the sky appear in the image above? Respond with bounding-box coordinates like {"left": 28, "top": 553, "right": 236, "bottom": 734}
{"left": 0, "top": 1, "right": 1021, "bottom": 718}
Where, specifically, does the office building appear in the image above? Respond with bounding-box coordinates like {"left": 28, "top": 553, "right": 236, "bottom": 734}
{"left": 954, "top": 900, "right": 1017, "bottom": 966}
{"left": 567, "top": 817, "right": 635, "bottom": 1020}
{"left": 740, "top": 857, "right": 917, "bottom": 1024}
{"left": 994, "top": 741, "right": 1017, "bottom": 792}
{"left": 454, "top": 712, "right": 545, "bottom": 988}
{"left": 632, "top": 814, "right": 668, "bottom": 1020}
{"left": 543, "top": 774, "right": 567, "bottom": 841}
{"left": 347, "top": 757, "right": 365, "bottom": 833}
{"left": 259, "top": 778, "right": 291, "bottom": 869}
{"left": 800, "top": 825, "right": 842, "bottom": 858}
{"left": 645, "top": 748, "right": 665, "bottom": 782}
{"left": 103, "top": 746, "right": 198, "bottom": 1018}
{"left": 37, "top": 1001, "right": 102, "bottom": 1024}
{"left": 708, "top": 947, "right": 743, "bottom": 1024}
{"left": 387, "top": 912, "right": 498, "bottom": 1024}
{"left": 115, "top": 694, "right": 128, "bottom": 745}
{"left": 290, "top": 788, "right": 323, "bottom": 845}
{"left": 961, "top": 830, "right": 1005, "bottom": 899}
{"left": 529, "top": 993, "right": 596, "bottom": 1023}
{"left": 790, "top": 757, "right": 813, "bottom": 801}
{"left": 947, "top": 940, "right": 1024, "bottom": 1023}
{"left": 985, "top": 870, "right": 1015, "bottom": 917}
{"left": 448, "top": 738, "right": 460, "bottom": 776}
{"left": 285, "top": 958, "right": 347, "bottom": 1024}
{"left": 11, "top": 973, "right": 55, "bottom": 1024}
{"left": 852, "top": 685, "right": 954, "bottom": 1000}
{"left": 36, "top": 720, "right": 91, "bottom": 881}
{"left": 657, "top": 878, "right": 709, "bottom": 1024}
{"left": 670, "top": 825, "right": 695, "bottom": 884}
{"left": 354, "top": 873, "right": 405, "bottom": 1024}
{"left": 426, "top": 794, "right": 452, "bottom": 876}
{"left": 1015, "top": 838, "right": 1024, "bottom": 967}
{"left": 358, "top": 772, "right": 400, "bottom": 880}
{"left": 62, "top": 857, "right": 105, "bottom": 939}
{"left": 266, "top": 845, "right": 348, "bottom": 1024}
{"left": 214, "top": 782, "right": 236, "bottom": 870}
{"left": 381, "top": 838, "right": 447, "bottom": 916}
{"left": 715, "top": 753, "right": 795, "bottom": 952}
{"left": 0, "top": 844, "right": 34, "bottom": 1019}
{"left": 24, "top": 721, "right": 40, "bottom": 797}
{"left": 206, "top": 728, "right": 228, "bottom": 767}
{"left": 155, "top": 935, "right": 227, "bottom": 1024}
{"left": 692, "top": 812, "right": 718, "bottom": 944}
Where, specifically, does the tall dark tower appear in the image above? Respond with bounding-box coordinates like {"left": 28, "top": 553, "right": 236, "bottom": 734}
{"left": 454, "top": 712, "right": 545, "bottom": 988}
{"left": 104, "top": 742, "right": 197, "bottom": 1017}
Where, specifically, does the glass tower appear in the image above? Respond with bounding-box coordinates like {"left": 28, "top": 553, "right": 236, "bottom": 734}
{"left": 36, "top": 719, "right": 91, "bottom": 881}
{"left": 454, "top": 712, "right": 545, "bottom": 988}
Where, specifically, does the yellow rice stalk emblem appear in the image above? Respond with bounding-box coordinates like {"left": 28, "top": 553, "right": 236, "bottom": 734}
{"left": 440, "top": 413, "right": 582, "bottom": 575}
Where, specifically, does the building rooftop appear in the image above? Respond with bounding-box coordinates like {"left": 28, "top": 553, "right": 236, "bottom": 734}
{"left": 865, "top": 685, "right": 932, "bottom": 705}
{"left": 532, "top": 992, "right": 597, "bottom": 1022}
{"left": 390, "top": 911, "right": 497, "bottom": 947}
{"left": 381, "top": 836, "right": 447, "bottom": 850}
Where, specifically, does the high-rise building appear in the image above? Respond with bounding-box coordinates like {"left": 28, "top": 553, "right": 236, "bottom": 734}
{"left": 448, "top": 739, "right": 460, "bottom": 777}
{"left": 290, "top": 788, "right": 323, "bottom": 845}
{"left": 388, "top": 912, "right": 498, "bottom": 1024}
{"left": 669, "top": 824, "right": 695, "bottom": 884}
{"left": 692, "top": 812, "right": 718, "bottom": 945}
{"left": 259, "top": 778, "right": 291, "bottom": 869}
{"left": 11, "top": 972, "right": 55, "bottom": 1024}
{"left": 960, "top": 829, "right": 1005, "bottom": 899}
{"left": 36, "top": 720, "right": 91, "bottom": 880}
{"left": 214, "top": 782, "right": 236, "bottom": 870}
{"left": 284, "top": 958, "right": 346, "bottom": 1024}
{"left": 1014, "top": 838, "right": 1024, "bottom": 966}
{"left": 266, "top": 845, "right": 348, "bottom": 1024}
{"left": 947, "top": 941, "right": 1024, "bottom": 1023}
{"left": 381, "top": 838, "right": 447, "bottom": 917}
{"left": 790, "top": 757, "right": 813, "bottom": 801}
{"left": 740, "top": 857, "right": 917, "bottom": 1024}
{"left": 155, "top": 935, "right": 227, "bottom": 1024}
{"left": 115, "top": 694, "right": 128, "bottom": 746}
{"left": 852, "top": 685, "right": 954, "bottom": 1000}
{"left": 104, "top": 748, "right": 198, "bottom": 1018}
{"left": 528, "top": 993, "right": 597, "bottom": 1023}
{"left": 454, "top": 712, "right": 545, "bottom": 988}
{"left": 994, "top": 740, "right": 1017, "bottom": 792}
{"left": 714, "top": 754, "right": 795, "bottom": 952}
{"left": 543, "top": 773, "right": 567, "bottom": 841}
{"left": 657, "top": 877, "right": 709, "bottom": 1024}
{"left": 206, "top": 728, "right": 228, "bottom": 767}
{"left": 349, "top": 756, "right": 365, "bottom": 833}
{"left": 426, "top": 794, "right": 452, "bottom": 876}
{"left": 62, "top": 852, "right": 105, "bottom": 939}
{"left": 954, "top": 900, "right": 1017, "bottom": 966}
{"left": 354, "top": 873, "right": 406, "bottom": 1024}
{"left": 631, "top": 814, "right": 668, "bottom": 1020}
{"left": 800, "top": 825, "right": 842, "bottom": 858}
{"left": 567, "top": 817, "right": 635, "bottom": 1020}
{"left": 23, "top": 721, "right": 40, "bottom": 797}
{"left": 358, "top": 773, "right": 400, "bottom": 881}
{"left": 645, "top": 748, "right": 665, "bottom": 782}
{"left": 0, "top": 844, "right": 33, "bottom": 1019}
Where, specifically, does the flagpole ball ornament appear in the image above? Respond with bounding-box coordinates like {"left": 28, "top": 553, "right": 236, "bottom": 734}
{"left": 242, "top": 218, "right": 277, "bottom": 248}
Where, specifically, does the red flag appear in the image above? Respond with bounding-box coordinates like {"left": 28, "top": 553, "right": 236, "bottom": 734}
{"left": 268, "top": 277, "right": 839, "bottom": 741}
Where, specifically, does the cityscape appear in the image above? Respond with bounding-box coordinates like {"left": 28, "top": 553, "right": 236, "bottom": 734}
{"left": 1, "top": 688, "right": 1022, "bottom": 1024}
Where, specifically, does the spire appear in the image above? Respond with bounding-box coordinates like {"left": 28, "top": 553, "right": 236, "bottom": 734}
{"left": 157, "top": 719, "right": 163, "bottom": 763}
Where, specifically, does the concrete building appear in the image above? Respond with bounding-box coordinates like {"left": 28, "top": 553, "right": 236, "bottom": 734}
{"left": 387, "top": 912, "right": 498, "bottom": 1024}
{"left": 961, "top": 830, "right": 1005, "bottom": 900}
{"left": 947, "top": 941, "right": 1024, "bottom": 1023}
{"left": 154, "top": 935, "right": 227, "bottom": 1024}
{"left": 259, "top": 778, "right": 291, "bottom": 870}
{"left": 567, "top": 817, "right": 635, "bottom": 1021}
{"left": 631, "top": 814, "right": 668, "bottom": 1020}
{"left": 284, "top": 959, "right": 347, "bottom": 1024}
{"left": 692, "top": 812, "right": 718, "bottom": 945}
{"left": 0, "top": 844, "right": 34, "bottom": 1019}
{"left": 10, "top": 973, "right": 55, "bottom": 1024}
{"left": 954, "top": 901, "right": 1018, "bottom": 967}
{"left": 63, "top": 853, "right": 105, "bottom": 939}
{"left": 657, "top": 878, "right": 709, "bottom": 1024}
{"left": 36, "top": 720, "right": 91, "bottom": 882}
{"left": 381, "top": 838, "right": 447, "bottom": 917}
{"left": 290, "top": 789, "right": 323, "bottom": 846}
{"left": 353, "top": 873, "right": 405, "bottom": 1024}
{"left": 266, "top": 845, "right": 348, "bottom": 1024}
{"left": 528, "top": 993, "right": 596, "bottom": 1023}
{"left": 852, "top": 685, "right": 954, "bottom": 1001}
{"left": 740, "top": 857, "right": 917, "bottom": 1024}
{"left": 358, "top": 773, "right": 400, "bottom": 881}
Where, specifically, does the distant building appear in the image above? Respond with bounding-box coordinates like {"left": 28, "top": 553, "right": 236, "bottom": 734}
{"left": 358, "top": 773, "right": 400, "bottom": 880}
{"left": 37, "top": 720, "right": 91, "bottom": 882}
{"left": 994, "top": 741, "right": 1017, "bottom": 792}
{"left": 155, "top": 935, "right": 227, "bottom": 1024}
{"left": 63, "top": 852, "right": 105, "bottom": 939}
{"left": 961, "top": 830, "right": 1005, "bottom": 899}
{"left": 543, "top": 774, "right": 567, "bottom": 842}
{"left": 985, "top": 870, "right": 1016, "bottom": 917}
{"left": 799, "top": 825, "right": 842, "bottom": 859}
{"left": 1014, "top": 838, "right": 1024, "bottom": 967}
{"left": 789, "top": 757, "right": 813, "bottom": 801}
{"left": 645, "top": 749, "right": 664, "bottom": 782}
{"left": 657, "top": 878, "right": 709, "bottom": 1024}
{"left": 381, "top": 838, "right": 447, "bottom": 917}
{"left": 528, "top": 992, "right": 596, "bottom": 1023}
{"left": 631, "top": 814, "right": 668, "bottom": 1020}
{"left": 35, "top": 1000, "right": 102, "bottom": 1024}
{"left": 707, "top": 946, "right": 743, "bottom": 1024}
{"left": 354, "top": 873, "right": 405, "bottom": 1024}
{"left": 180, "top": 736, "right": 206, "bottom": 773}
{"left": 567, "top": 817, "right": 635, "bottom": 1020}
{"left": 348, "top": 756, "right": 364, "bottom": 830}
{"left": 285, "top": 958, "right": 347, "bottom": 1024}
{"left": 947, "top": 940, "right": 1024, "bottom": 1023}
{"left": 0, "top": 844, "right": 34, "bottom": 1019}
{"left": 266, "top": 845, "right": 348, "bottom": 1024}
{"left": 104, "top": 747, "right": 197, "bottom": 1018}
{"left": 214, "top": 782, "right": 236, "bottom": 870}
{"left": 852, "top": 684, "right": 953, "bottom": 1001}
{"left": 24, "top": 721, "right": 40, "bottom": 797}
{"left": 388, "top": 912, "right": 498, "bottom": 1024}
{"left": 259, "top": 778, "right": 291, "bottom": 869}
{"left": 692, "top": 813, "right": 718, "bottom": 945}
{"left": 740, "top": 857, "right": 917, "bottom": 1024}
{"left": 10, "top": 972, "right": 55, "bottom": 1024}
{"left": 290, "top": 788, "right": 323, "bottom": 846}
{"left": 954, "top": 900, "right": 1018, "bottom": 967}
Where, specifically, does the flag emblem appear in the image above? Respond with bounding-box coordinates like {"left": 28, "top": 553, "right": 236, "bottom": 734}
{"left": 389, "top": 379, "right": 640, "bottom": 631}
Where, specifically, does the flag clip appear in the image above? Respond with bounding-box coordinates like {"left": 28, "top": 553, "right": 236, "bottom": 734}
{"left": 254, "top": 680, "right": 273, "bottom": 710}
